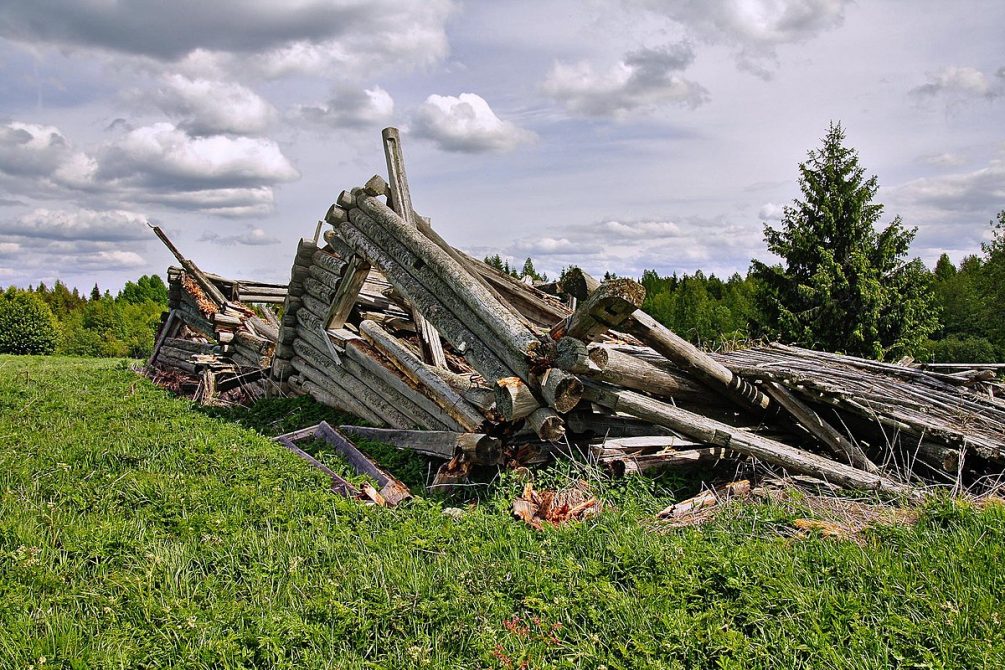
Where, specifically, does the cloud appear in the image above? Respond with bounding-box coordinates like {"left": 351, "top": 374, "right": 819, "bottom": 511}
{"left": 542, "top": 43, "right": 708, "bottom": 117}
{"left": 295, "top": 86, "right": 395, "bottom": 128}
{"left": 199, "top": 226, "right": 281, "bottom": 246}
{"left": 412, "top": 93, "right": 535, "bottom": 153}
{"left": 0, "top": 0, "right": 455, "bottom": 79}
{"left": 892, "top": 159, "right": 1005, "bottom": 214}
{"left": 632, "top": 0, "right": 850, "bottom": 78}
{"left": 0, "top": 208, "right": 150, "bottom": 241}
{"left": 758, "top": 202, "right": 785, "bottom": 221}
{"left": 909, "top": 65, "right": 1004, "bottom": 103}
{"left": 918, "top": 152, "right": 966, "bottom": 167}
{"left": 0, "top": 208, "right": 152, "bottom": 284}
{"left": 149, "top": 74, "right": 277, "bottom": 135}
{"left": 0, "top": 122, "right": 94, "bottom": 186}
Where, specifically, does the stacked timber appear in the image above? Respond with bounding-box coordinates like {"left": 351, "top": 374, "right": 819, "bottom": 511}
{"left": 148, "top": 126, "right": 1005, "bottom": 497}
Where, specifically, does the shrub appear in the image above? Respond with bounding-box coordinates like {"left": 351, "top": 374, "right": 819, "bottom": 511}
{"left": 0, "top": 288, "right": 59, "bottom": 355}
{"left": 920, "top": 335, "right": 999, "bottom": 364}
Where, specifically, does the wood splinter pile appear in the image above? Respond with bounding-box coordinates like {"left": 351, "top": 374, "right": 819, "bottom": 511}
{"left": 154, "top": 126, "right": 1005, "bottom": 499}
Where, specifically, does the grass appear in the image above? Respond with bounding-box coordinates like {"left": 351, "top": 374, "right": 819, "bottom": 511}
{"left": 1, "top": 355, "right": 1004, "bottom": 668}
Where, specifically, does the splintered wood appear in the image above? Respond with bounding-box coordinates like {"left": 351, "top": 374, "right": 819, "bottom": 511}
{"left": 148, "top": 126, "right": 1005, "bottom": 505}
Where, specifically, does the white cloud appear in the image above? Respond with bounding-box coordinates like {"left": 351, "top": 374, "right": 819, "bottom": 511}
{"left": 542, "top": 43, "right": 708, "bottom": 117}
{"left": 100, "top": 122, "right": 299, "bottom": 186}
{"left": 199, "top": 226, "right": 281, "bottom": 246}
{"left": 412, "top": 93, "right": 535, "bottom": 153}
{"left": 0, "top": 208, "right": 150, "bottom": 241}
{"left": 919, "top": 152, "right": 966, "bottom": 167}
{"left": 295, "top": 86, "right": 395, "bottom": 128}
{"left": 0, "top": 122, "right": 95, "bottom": 189}
{"left": 758, "top": 202, "right": 785, "bottom": 221}
{"left": 150, "top": 74, "right": 277, "bottom": 135}
{"left": 632, "top": 0, "right": 850, "bottom": 78}
{"left": 909, "top": 65, "right": 1004, "bottom": 102}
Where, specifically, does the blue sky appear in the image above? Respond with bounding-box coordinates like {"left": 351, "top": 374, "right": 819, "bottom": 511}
{"left": 0, "top": 0, "right": 1002, "bottom": 291}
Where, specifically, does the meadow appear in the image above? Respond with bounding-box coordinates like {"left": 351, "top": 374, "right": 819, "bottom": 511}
{"left": 1, "top": 355, "right": 1003, "bottom": 669}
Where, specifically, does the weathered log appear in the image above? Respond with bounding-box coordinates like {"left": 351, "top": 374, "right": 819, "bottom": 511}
{"left": 554, "top": 337, "right": 598, "bottom": 374}
{"left": 148, "top": 310, "right": 180, "bottom": 366}
{"left": 312, "top": 248, "right": 345, "bottom": 275}
{"left": 590, "top": 435, "right": 707, "bottom": 458}
{"left": 495, "top": 377, "right": 541, "bottom": 421}
{"left": 565, "top": 410, "right": 675, "bottom": 438}
{"left": 339, "top": 425, "right": 504, "bottom": 464}
{"left": 358, "top": 320, "right": 485, "bottom": 431}
{"left": 528, "top": 407, "right": 565, "bottom": 442}
{"left": 324, "top": 254, "right": 371, "bottom": 330}
{"left": 307, "top": 263, "right": 343, "bottom": 292}
{"left": 334, "top": 219, "right": 515, "bottom": 381}
{"left": 290, "top": 353, "right": 404, "bottom": 427}
{"left": 550, "top": 279, "right": 646, "bottom": 342}
{"left": 163, "top": 337, "right": 213, "bottom": 354}
{"left": 304, "top": 276, "right": 337, "bottom": 305}
{"left": 587, "top": 344, "right": 711, "bottom": 402}
{"left": 354, "top": 195, "right": 543, "bottom": 364}
{"left": 627, "top": 310, "right": 772, "bottom": 412}
{"left": 582, "top": 380, "right": 913, "bottom": 497}
{"left": 424, "top": 365, "right": 496, "bottom": 411}
{"left": 561, "top": 267, "right": 600, "bottom": 301}
{"left": 151, "top": 226, "right": 227, "bottom": 306}
{"left": 763, "top": 381, "right": 878, "bottom": 473}
{"left": 540, "top": 368, "right": 584, "bottom": 413}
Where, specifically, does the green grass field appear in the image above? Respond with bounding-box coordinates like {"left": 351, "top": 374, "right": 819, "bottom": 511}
{"left": 1, "top": 355, "right": 1004, "bottom": 669}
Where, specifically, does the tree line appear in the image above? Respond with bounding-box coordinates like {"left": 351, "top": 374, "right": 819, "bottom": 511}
{"left": 0, "top": 275, "right": 168, "bottom": 357}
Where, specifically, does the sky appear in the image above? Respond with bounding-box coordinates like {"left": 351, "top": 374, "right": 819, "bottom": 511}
{"left": 0, "top": 0, "right": 1002, "bottom": 292}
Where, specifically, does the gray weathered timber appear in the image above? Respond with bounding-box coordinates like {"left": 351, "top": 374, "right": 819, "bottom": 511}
{"left": 380, "top": 131, "right": 448, "bottom": 369}
{"left": 763, "top": 380, "right": 878, "bottom": 473}
{"left": 554, "top": 337, "right": 599, "bottom": 374}
{"left": 290, "top": 351, "right": 412, "bottom": 427}
{"left": 495, "top": 376, "right": 541, "bottom": 421}
{"left": 528, "top": 407, "right": 565, "bottom": 442}
{"left": 148, "top": 310, "right": 179, "bottom": 367}
{"left": 359, "top": 320, "right": 485, "bottom": 431}
{"left": 424, "top": 365, "right": 496, "bottom": 411}
{"left": 565, "top": 410, "right": 676, "bottom": 438}
{"left": 294, "top": 372, "right": 385, "bottom": 426}
{"left": 312, "top": 248, "right": 346, "bottom": 275}
{"left": 582, "top": 380, "right": 913, "bottom": 497}
{"left": 540, "top": 368, "right": 584, "bottom": 413}
{"left": 275, "top": 433, "right": 360, "bottom": 499}
{"left": 304, "top": 276, "right": 337, "bottom": 305}
{"left": 308, "top": 264, "right": 344, "bottom": 292}
{"left": 561, "top": 267, "right": 601, "bottom": 301}
{"left": 587, "top": 344, "right": 712, "bottom": 402}
{"left": 344, "top": 211, "right": 534, "bottom": 381}
{"left": 326, "top": 254, "right": 372, "bottom": 330}
{"left": 340, "top": 425, "right": 504, "bottom": 463}
{"left": 355, "top": 195, "right": 543, "bottom": 361}
{"left": 333, "top": 221, "right": 514, "bottom": 382}
{"left": 292, "top": 334, "right": 437, "bottom": 430}
{"left": 627, "top": 310, "right": 772, "bottom": 412}
{"left": 550, "top": 279, "right": 646, "bottom": 342}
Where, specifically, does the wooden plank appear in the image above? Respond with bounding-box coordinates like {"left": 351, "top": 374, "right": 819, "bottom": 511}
{"left": 315, "top": 422, "right": 412, "bottom": 505}
{"left": 339, "top": 425, "right": 504, "bottom": 464}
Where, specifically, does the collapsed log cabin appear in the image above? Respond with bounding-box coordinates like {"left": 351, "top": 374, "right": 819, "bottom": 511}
{"left": 148, "top": 127, "right": 1005, "bottom": 497}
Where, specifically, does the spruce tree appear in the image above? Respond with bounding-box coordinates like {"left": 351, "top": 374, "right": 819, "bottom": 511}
{"left": 751, "top": 123, "right": 938, "bottom": 359}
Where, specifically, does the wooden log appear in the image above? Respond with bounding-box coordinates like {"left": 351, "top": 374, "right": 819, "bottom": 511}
{"left": 148, "top": 309, "right": 179, "bottom": 366}
{"left": 275, "top": 433, "right": 361, "bottom": 499}
{"left": 465, "top": 253, "right": 571, "bottom": 328}
{"left": 495, "top": 376, "right": 540, "bottom": 421}
{"left": 424, "top": 365, "right": 496, "bottom": 412}
{"left": 763, "top": 381, "right": 878, "bottom": 473}
{"left": 339, "top": 425, "right": 504, "bottom": 464}
{"left": 289, "top": 354, "right": 399, "bottom": 427}
{"left": 151, "top": 226, "right": 227, "bottom": 306}
{"left": 344, "top": 210, "right": 535, "bottom": 381}
{"left": 565, "top": 411, "right": 676, "bottom": 438}
{"left": 163, "top": 337, "right": 213, "bottom": 354}
{"left": 239, "top": 294, "right": 286, "bottom": 304}
{"left": 658, "top": 480, "right": 752, "bottom": 519}
{"left": 582, "top": 380, "right": 913, "bottom": 497}
{"left": 528, "top": 407, "right": 565, "bottom": 442}
{"left": 312, "top": 248, "right": 346, "bottom": 275}
{"left": 353, "top": 195, "right": 542, "bottom": 364}
{"left": 304, "top": 276, "right": 337, "bottom": 305}
{"left": 587, "top": 344, "right": 712, "bottom": 402}
{"left": 591, "top": 435, "right": 708, "bottom": 458}
{"left": 325, "top": 254, "right": 371, "bottom": 330}
{"left": 554, "top": 337, "right": 598, "bottom": 374}
{"left": 315, "top": 422, "right": 412, "bottom": 505}
{"left": 308, "top": 263, "right": 343, "bottom": 292}
{"left": 358, "top": 320, "right": 485, "bottom": 432}
{"left": 295, "top": 327, "right": 456, "bottom": 432}
{"left": 335, "top": 219, "right": 515, "bottom": 381}
{"left": 550, "top": 279, "right": 646, "bottom": 342}
{"left": 627, "top": 310, "right": 772, "bottom": 412}
{"left": 379, "top": 133, "right": 448, "bottom": 369}
{"left": 561, "top": 267, "right": 600, "bottom": 301}
{"left": 540, "top": 368, "right": 584, "bottom": 413}
{"left": 601, "top": 447, "right": 731, "bottom": 476}
{"left": 248, "top": 315, "right": 279, "bottom": 343}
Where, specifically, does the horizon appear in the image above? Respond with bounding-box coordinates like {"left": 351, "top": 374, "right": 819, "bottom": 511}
{"left": 1, "top": 1, "right": 1002, "bottom": 292}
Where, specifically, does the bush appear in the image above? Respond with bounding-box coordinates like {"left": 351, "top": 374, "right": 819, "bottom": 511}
{"left": 921, "top": 335, "right": 999, "bottom": 364}
{"left": 0, "top": 288, "right": 59, "bottom": 355}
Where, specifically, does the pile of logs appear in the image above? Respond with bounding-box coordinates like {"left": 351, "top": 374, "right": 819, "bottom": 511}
{"left": 148, "top": 127, "right": 1005, "bottom": 496}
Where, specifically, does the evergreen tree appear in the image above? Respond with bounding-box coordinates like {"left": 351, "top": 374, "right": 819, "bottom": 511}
{"left": 751, "top": 123, "right": 938, "bottom": 359}
{"left": 90, "top": 283, "right": 101, "bottom": 301}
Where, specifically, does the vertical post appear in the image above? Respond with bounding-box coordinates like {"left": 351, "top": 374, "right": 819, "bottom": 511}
{"left": 382, "top": 127, "right": 447, "bottom": 369}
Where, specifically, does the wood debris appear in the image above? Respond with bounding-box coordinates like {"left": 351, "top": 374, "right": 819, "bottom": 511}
{"left": 147, "top": 127, "right": 1005, "bottom": 511}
